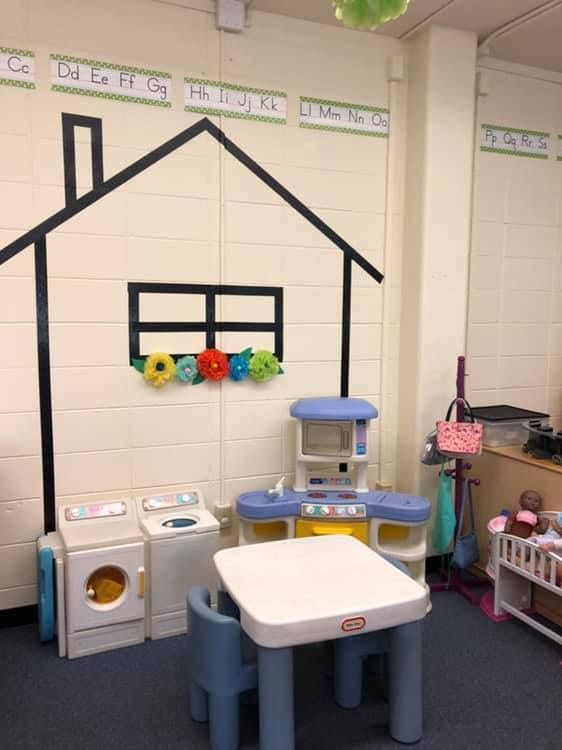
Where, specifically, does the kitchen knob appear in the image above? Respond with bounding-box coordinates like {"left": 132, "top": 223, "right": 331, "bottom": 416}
{"left": 347, "top": 506, "right": 357, "bottom": 516}
{"left": 320, "top": 506, "right": 331, "bottom": 516}
{"left": 306, "top": 505, "right": 316, "bottom": 515}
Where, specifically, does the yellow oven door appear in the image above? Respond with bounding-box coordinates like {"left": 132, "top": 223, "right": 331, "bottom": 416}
{"left": 295, "top": 519, "right": 369, "bottom": 545}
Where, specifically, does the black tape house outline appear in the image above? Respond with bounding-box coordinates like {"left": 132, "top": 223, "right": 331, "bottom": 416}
{"left": 0, "top": 113, "right": 384, "bottom": 533}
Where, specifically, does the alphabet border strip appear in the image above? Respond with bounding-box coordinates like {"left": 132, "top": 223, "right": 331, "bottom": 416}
{"left": 480, "top": 123, "right": 550, "bottom": 160}
{"left": 299, "top": 95, "right": 390, "bottom": 138}
{"left": 50, "top": 53, "right": 172, "bottom": 107}
{"left": 184, "top": 77, "right": 287, "bottom": 124}
{"left": 0, "top": 46, "right": 35, "bottom": 89}
{"left": 2, "top": 44, "right": 393, "bottom": 135}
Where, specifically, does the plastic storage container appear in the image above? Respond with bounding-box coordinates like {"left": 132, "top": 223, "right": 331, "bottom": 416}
{"left": 468, "top": 405, "right": 549, "bottom": 447}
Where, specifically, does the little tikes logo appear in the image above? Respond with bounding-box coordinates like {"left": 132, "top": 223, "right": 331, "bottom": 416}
{"left": 341, "top": 616, "right": 366, "bottom": 632}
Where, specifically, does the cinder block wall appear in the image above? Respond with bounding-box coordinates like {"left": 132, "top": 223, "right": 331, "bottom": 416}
{"left": 0, "top": 0, "right": 406, "bottom": 608}
{"left": 468, "top": 62, "right": 562, "bottom": 426}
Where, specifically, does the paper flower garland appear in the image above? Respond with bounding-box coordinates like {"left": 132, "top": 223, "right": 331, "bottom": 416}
{"left": 142, "top": 352, "right": 176, "bottom": 388}
{"left": 197, "top": 349, "right": 229, "bottom": 381}
{"left": 175, "top": 355, "right": 198, "bottom": 384}
{"left": 333, "top": 0, "right": 411, "bottom": 30}
{"left": 249, "top": 350, "right": 281, "bottom": 383}
{"left": 229, "top": 351, "right": 250, "bottom": 382}
{"left": 132, "top": 348, "right": 283, "bottom": 388}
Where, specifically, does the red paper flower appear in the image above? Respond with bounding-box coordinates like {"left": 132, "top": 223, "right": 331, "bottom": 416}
{"left": 196, "top": 348, "right": 229, "bottom": 381}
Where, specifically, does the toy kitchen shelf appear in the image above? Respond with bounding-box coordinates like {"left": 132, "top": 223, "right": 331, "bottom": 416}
{"left": 236, "top": 398, "right": 432, "bottom": 588}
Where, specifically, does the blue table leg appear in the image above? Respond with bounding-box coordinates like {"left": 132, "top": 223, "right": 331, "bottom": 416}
{"left": 387, "top": 620, "right": 423, "bottom": 744}
{"left": 257, "top": 645, "right": 294, "bottom": 750}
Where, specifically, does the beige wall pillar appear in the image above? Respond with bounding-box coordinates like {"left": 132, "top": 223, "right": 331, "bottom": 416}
{"left": 397, "top": 26, "right": 477, "bottom": 506}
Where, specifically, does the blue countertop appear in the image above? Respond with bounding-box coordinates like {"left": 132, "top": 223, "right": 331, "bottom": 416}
{"left": 237, "top": 489, "right": 431, "bottom": 523}
{"left": 290, "top": 397, "right": 378, "bottom": 421}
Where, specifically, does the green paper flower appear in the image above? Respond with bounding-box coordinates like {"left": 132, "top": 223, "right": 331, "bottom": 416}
{"left": 333, "top": 0, "right": 410, "bottom": 30}
{"left": 248, "top": 350, "right": 281, "bottom": 383}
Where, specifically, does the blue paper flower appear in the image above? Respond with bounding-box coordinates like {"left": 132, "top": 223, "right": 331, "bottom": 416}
{"left": 175, "top": 355, "right": 198, "bottom": 384}
{"left": 229, "top": 354, "right": 249, "bottom": 382}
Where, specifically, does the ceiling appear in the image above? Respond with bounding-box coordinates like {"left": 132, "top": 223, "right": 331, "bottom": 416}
{"left": 250, "top": 0, "right": 562, "bottom": 73}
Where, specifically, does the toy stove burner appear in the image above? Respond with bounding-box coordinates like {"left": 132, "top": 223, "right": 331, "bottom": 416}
{"left": 337, "top": 493, "right": 357, "bottom": 499}
{"left": 307, "top": 492, "right": 327, "bottom": 499}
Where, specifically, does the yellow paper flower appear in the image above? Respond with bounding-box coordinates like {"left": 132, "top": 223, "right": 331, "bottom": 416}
{"left": 143, "top": 352, "right": 176, "bottom": 387}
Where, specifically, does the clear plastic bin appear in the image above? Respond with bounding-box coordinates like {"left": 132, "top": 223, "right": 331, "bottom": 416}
{"left": 479, "top": 420, "right": 529, "bottom": 447}
{"left": 468, "top": 405, "right": 549, "bottom": 447}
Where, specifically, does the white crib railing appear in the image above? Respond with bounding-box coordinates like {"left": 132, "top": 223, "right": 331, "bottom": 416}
{"left": 494, "top": 532, "right": 561, "bottom": 646}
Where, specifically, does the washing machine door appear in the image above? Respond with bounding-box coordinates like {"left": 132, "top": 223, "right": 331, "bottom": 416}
{"left": 66, "top": 543, "right": 145, "bottom": 632}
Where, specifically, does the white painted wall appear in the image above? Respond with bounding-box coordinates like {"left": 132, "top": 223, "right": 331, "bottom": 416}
{"left": 467, "top": 59, "right": 562, "bottom": 426}
{"left": 0, "top": 0, "right": 406, "bottom": 608}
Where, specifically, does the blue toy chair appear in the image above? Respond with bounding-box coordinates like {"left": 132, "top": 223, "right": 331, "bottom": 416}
{"left": 187, "top": 586, "right": 257, "bottom": 750}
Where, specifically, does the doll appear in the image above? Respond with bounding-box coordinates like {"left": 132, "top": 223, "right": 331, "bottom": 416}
{"left": 539, "top": 519, "right": 562, "bottom": 585}
{"left": 504, "top": 490, "right": 549, "bottom": 539}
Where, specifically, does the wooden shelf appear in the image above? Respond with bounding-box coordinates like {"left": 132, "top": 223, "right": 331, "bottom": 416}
{"left": 483, "top": 445, "right": 562, "bottom": 475}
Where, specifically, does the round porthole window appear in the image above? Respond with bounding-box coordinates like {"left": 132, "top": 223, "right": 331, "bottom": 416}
{"left": 85, "top": 566, "right": 127, "bottom": 607}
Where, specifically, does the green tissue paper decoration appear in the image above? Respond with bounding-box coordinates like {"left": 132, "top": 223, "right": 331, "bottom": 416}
{"left": 333, "top": 0, "right": 411, "bottom": 30}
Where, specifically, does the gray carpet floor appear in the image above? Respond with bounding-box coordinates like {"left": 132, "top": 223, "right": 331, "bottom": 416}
{"left": 0, "top": 593, "right": 560, "bottom": 750}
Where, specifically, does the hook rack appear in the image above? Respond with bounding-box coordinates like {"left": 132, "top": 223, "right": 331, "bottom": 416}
{"left": 431, "top": 355, "right": 487, "bottom": 604}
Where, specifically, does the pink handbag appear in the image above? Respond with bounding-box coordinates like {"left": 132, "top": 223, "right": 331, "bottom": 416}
{"left": 436, "top": 398, "right": 483, "bottom": 458}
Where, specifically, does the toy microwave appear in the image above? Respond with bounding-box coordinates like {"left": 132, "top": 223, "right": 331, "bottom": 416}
{"left": 290, "top": 398, "right": 378, "bottom": 492}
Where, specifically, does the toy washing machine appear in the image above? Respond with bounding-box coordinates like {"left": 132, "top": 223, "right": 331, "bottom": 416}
{"left": 43, "top": 497, "right": 146, "bottom": 659}
{"left": 135, "top": 488, "right": 220, "bottom": 640}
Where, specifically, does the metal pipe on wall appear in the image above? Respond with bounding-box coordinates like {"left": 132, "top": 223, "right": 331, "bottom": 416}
{"left": 478, "top": 0, "right": 562, "bottom": 53}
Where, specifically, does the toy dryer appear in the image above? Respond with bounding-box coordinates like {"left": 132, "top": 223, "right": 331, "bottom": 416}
{"left": 38, "top": 497, "right": 145, "bottom": 659}
{"left": 290, "top": 397, "right": 378, "bottom": 492}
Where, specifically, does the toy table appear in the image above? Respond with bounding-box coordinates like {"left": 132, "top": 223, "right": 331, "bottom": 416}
{"left": 214, "top": 535, "right": 427, "bottom": 750}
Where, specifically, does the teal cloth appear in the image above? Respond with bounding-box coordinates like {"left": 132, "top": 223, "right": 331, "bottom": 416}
{"left": 432, "top": 470, "right": 455, "bottom": 555}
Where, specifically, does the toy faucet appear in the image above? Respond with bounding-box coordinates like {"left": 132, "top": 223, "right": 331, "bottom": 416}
{"left": 268, "top": 476, "right": 285, "bottom": 500}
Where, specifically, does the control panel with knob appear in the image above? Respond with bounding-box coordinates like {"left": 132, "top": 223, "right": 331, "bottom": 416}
{"left": 300, "top": 503, "right": 367, "bottom": 518}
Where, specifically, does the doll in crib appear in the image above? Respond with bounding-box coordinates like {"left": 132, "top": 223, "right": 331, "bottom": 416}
{"left": 504, "top": 490, "right": 549, "bottom": 539}
{"left": 539, "top": 517, "right": 562, "bottom": 585}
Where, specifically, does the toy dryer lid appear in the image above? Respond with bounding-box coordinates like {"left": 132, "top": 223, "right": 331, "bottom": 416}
{"left": 290, "top": 397, "right": 378, "bottom": 421}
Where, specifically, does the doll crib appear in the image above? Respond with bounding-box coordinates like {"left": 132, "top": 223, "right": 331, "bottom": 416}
{"left": 493, "top": 518, "right": 562, "bottom": 645}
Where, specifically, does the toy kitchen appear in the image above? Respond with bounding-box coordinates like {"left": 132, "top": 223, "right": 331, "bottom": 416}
{"left": 236, "top": 398, "right": 432, "bottom": 588}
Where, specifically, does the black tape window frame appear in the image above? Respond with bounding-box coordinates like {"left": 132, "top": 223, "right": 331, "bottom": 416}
{"left": 128, "top": 282, "right": 284, "bottom": 361}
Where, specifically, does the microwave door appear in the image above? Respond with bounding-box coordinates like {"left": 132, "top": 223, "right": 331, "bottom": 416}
{"left": 303, "top": 422, "right": 352, "bottom": 457}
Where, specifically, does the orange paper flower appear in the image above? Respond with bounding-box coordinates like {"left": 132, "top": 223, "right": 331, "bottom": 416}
{"left": 196, "top": 348, "right": 229, "bottom": 381}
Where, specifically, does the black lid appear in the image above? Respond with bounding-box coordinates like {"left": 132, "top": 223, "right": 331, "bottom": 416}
{"left": 467, "top": 405, "right": 549, "bottom": 422}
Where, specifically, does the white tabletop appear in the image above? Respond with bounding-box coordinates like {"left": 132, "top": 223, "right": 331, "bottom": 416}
{"left": 214, "top": 535, "right": 427, "bottom": 648}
